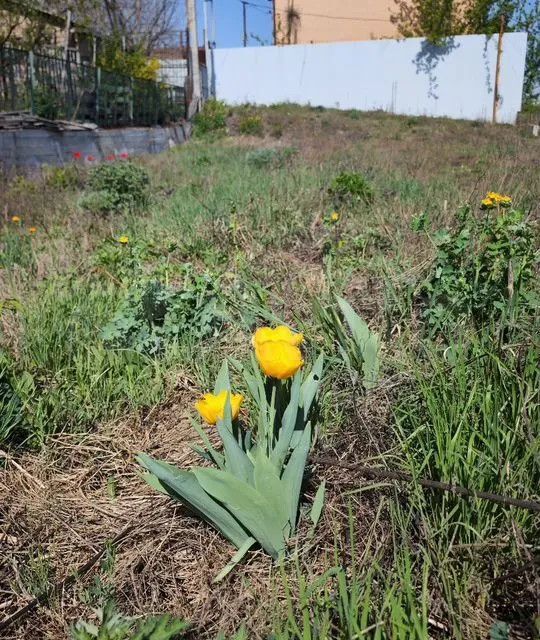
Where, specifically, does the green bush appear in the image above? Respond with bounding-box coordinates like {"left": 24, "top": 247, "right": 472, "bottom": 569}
{"left": 82, "top": 161, "right": 150, "bottom": 213}
{"left": 329, "top": 171, "right": 374, "bottom": 206}
{"left": 194, "top": 99, "right": 229, "bottom": 136}
{"left": 239, "top": 113, "right": 264, "bottom": 136}
{"left": 421, "top": 205, "right": 538, "bottom": 331}
{"left": 245, "top": 147, "right": 297, "bottom": 169}
{"left": 101, "top": 271, "right": 223, "bottom": 355}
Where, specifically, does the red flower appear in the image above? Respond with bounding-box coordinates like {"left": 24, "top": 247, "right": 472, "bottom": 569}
{"left": 106, "top": 154, "right": 116, "bottom": 161}
{"left": 87, "top": 155, "right": 95, "bottom": 162}
{"left": 72, "top": 151, "right": 82, "bottom": 160}
{"left": 119, "top": 152, "right": 129, "bottom": 159}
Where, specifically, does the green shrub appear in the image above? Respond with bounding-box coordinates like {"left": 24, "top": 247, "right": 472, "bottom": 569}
{"left": 329, "top": 171, "right": 374, "bottom": 206}
{"left": 239, "top": 113, "right": 264, "bottom": 136}
{"left": 245, "top": 147, "right": 297, "bottom": 169}
{"left": 44, "top": 165, "right": 83, "bottom": 190}
{"left": 421, "top": 205, "right": 538, "bottom": 331}
{"left": 101, "top": 271, "right": 223, "bottom": 355}
{"left": 194, "top": 99, "right": 229, "bottom": 136}
{"left": 82, "top": 161, "right": 150, "bottom": 213}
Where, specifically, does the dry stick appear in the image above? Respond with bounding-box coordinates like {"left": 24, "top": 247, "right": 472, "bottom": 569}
{"left": 313, "top": 456, "right": 540, "bottom": 513}
{"left": 0, "top": 523, "right": 136, "bottom": 634}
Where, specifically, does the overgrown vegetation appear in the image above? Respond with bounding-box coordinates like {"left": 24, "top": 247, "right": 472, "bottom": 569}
{"left": 81, "top": 160, "right": 150, "bottom": 214}
{"left": 1, "top": 105, "right": 539, "bottom": 640}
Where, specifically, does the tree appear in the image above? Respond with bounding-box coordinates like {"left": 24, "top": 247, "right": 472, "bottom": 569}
{"left": 391, "top": 0, "right": 539, "bottom": 102}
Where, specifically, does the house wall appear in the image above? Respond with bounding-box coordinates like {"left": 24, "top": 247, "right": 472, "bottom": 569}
{"left": 213, "top": 33, "right": 528, "bottom": 124}
{"left": 274, "top": 0, "right": 397, "bottom": 44}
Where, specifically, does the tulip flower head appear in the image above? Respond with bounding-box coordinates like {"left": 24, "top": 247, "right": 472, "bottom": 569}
{"left": 252, "top": 325, "right": 303, "bottom": 349}
{"left": 195, "top": 390, "right": 244, "bottom": 425}
{"left": 253, "top": 326, "right": 304, "bottom": 380}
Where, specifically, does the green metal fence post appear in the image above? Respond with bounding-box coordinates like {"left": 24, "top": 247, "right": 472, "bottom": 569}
{"left": 95, "top": 66, "right": 101, "bottom": 125}
{"left": 28, "top": 50, "right": 35, "bottom": 114}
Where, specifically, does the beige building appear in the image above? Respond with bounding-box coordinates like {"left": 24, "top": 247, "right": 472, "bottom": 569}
{"left": 274, "top": 0, "right": 398, "bottom": 45}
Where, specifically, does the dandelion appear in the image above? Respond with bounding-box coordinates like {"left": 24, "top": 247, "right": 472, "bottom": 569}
{"left": 28, "top": 227, "right": 37, "bottom": 234}
{"left": 330, "top": 211, "right": 340, "bottom": 222}
{"left": 118, "top": 235, "right": 129, "bottom": 244}
{"left": 11, "top": 215, "right": 21, "bottom": 223}
{"left": 72, "top": 151, "right": 82, "bottom": 160}
{"left": 481, "top": 192, "right": 512, "bottom": 209}
{"left": 195, "top": 390, "right": 244, "bottom": 425}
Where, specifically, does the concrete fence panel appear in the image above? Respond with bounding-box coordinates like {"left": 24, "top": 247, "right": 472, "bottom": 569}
{"left": 213, "top": 33, "right": 528, "bottom": 124}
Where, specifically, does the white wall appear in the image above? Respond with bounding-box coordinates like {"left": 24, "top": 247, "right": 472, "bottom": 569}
{"left": 213, "top": 34, "right": 528, "bottom": 124}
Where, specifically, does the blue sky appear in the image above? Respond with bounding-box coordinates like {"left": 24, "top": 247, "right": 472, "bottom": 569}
{"left": 196, "top": 0, "right": 274, "bottom": 49}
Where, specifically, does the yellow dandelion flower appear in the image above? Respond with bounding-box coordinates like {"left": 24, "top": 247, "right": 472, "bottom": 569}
{"left": 11, "top": 215, "right": 21, "bottom": 223}
{"left": 195, "top": 390, "right": 244, "bottom": 425}
{"left": 330, "top": 211, "right": 340, "bottom": 222}
{"left": 28, "top": 227, "right": 37, "bottom": 234}
{"left": 118, "top": 235, "right": 129, "bottom": 244}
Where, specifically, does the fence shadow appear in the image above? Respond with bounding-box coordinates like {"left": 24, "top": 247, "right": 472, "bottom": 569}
{"left": 414, "top": 37, "right": 460, "bottom": 100}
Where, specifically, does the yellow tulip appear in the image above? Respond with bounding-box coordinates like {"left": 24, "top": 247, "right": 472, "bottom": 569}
{"left": 255, "top": 340, "right": 304, "bottom": 380}
{"left": 252, "top": 325, "right": 303, "bottom": 349}
{"left": 195, "top": 390, "right": 244, "bottom": 425}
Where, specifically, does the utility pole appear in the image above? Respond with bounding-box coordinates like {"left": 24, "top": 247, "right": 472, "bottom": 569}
{"left": 203, "top": 0, "right": 215, "bottom": 97}
{"left": 186, "top": 0, "right": 202, "bottom": 118}
{"left": 271, "top": 0, "right": 276, "bottom": 45}
{"left": 492, "top": 13, "right": 505, "bottom": 125}
{"left": 242, "top": 1, "right": 248, "bottom": 47}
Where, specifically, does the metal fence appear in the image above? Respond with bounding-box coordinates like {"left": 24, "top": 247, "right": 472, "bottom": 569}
{"left": 0, "top": 46, "right": 187, "bottom": 127}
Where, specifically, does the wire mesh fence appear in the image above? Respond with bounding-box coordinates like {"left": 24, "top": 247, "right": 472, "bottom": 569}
{"left": 0, "top": 46, "right": 187, "bottom": 127}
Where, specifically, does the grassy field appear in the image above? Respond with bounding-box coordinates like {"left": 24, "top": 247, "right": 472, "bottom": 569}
{"left": 1, "top": 104, "right": 539, "bottom": 639}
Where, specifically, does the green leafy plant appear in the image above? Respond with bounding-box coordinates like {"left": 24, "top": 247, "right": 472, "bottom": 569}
{"left": 329, "top": 171, "right": 374, "bottom": 206}
{"left": 194, "top": 99, "right": 229, "bottom": 137}
{"left": 239, "top": 113, "right": 264, "bottom": 136}
{"left": 421, "top": 205, "right": 538, "bottom": 331}
{"left": 138, "top": 351, "right": 324, "bottom": 573}
{"left": 0, "top": 356, "right": 25, "bottom": 446}
{"left": 314, "top": 296, "right": 380, "bottom": 390}
{"left": 101, "top": 273, "right": 222, "bottom": 355}
{"left": 246, "top": 147, "right": 297, "bottom": 169}
{"left": 81, "top": 161, "right": 150, "bottom": 213}
{"left": 71, "top": 601, "right": 189, "bottom": 640}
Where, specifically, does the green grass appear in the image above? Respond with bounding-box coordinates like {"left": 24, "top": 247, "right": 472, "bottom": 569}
{"left": 1, "top": 105, "right": 539, "bottom": 639}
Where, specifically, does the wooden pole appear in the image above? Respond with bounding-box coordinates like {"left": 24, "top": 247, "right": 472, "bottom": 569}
{"left": 242, "top": 1, "right": 248, "bottom": 47}
{"left": 492, "top": 14, "right": 505, "bottom": 125}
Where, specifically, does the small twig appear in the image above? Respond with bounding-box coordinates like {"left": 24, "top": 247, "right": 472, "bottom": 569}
{"left": 0, "top": 450, "right": 45, "bottom": 489}
{"left": 313, "top": 456, "right": 540, "bottom": 513}
{"left": 0, "top": 522, "right": 136, "bottom": 634}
